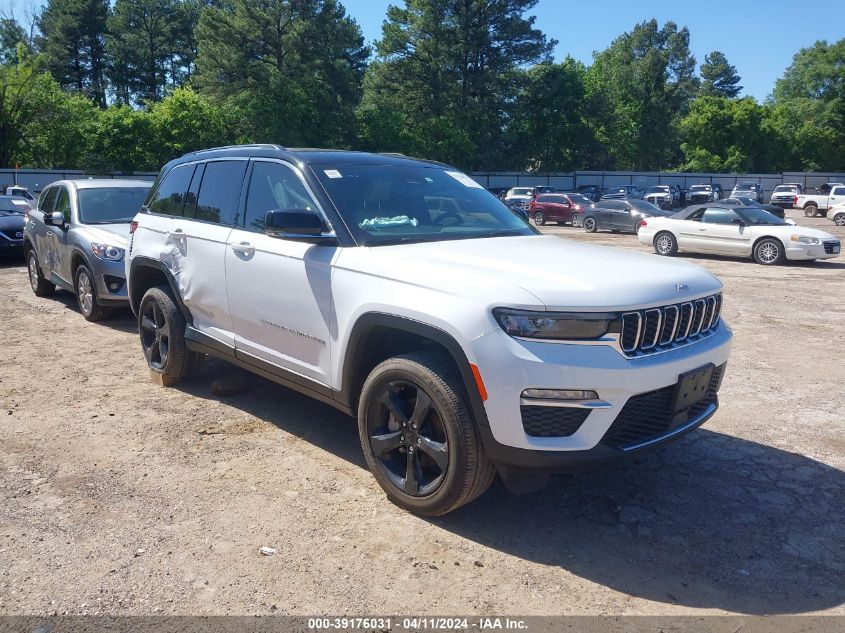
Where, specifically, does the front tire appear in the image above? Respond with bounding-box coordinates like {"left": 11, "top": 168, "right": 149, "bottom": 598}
{"left": 533, "top": 211, "right": 545, "bottom": 226}
{"left": 138, "top": 286, "right": 202, "bottom": 380}
{"left": 753, "top": 238, "right": 786, "bottom": 265}
{"left": 358, "top": 352, "right": 495, "bottom": 516}
{"left": 834, "top": 213, "right": 845, "bottom": 226}
{"left": 583, "top": 217, "right": 597, "bottom": 233}
{"left": 75, "top": 264, "right": 111, "bottom": 322}
{"left": 804, "top": 204, "right": 818, "bottom": 218}
{"left": 654, "top": 231, "right": 678, "bottom": 256}
{"left": 27, "top": 250, "right": 55, "bottom": 297}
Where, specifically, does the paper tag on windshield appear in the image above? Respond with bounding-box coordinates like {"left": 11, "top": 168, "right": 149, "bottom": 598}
{"left": 445, "top": 171, "right": 483, "bottom": 188}
{"left": 324, "top": 169, "right": 342, "bottom": 179}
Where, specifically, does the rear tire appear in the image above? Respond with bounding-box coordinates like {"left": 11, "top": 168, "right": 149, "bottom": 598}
{"left": 75, "top": 264, "right": 111, "bottom": 322}
{"left": 138, "top": 286, "right": 202, "bottom": 380}
{"left": 654, "top": 231, "right": 678, "bottom": 256}
{"left": 583, "top": 217, "right": 597, "bottom": 233}
{"left": 27, "top": 250, "right": 55, "bottom": 297}
{"left": 804, "top": 204, "right": 818, "bottom": 218}
{"left": 753, "top": 238, "right": 786, "bottom": 265}
{"left": 358, "top": 351, "right": 495, "bottom": 516}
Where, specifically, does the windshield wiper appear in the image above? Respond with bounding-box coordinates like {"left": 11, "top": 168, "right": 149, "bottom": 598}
{"left": 473, "top": 230, "right": 525, "bottom": 239}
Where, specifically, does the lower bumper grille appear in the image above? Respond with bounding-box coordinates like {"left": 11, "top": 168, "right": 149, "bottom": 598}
{"left": 521, "top": 406, "right": 590, "bottom": 437}
{"left": 601, "top": 363, "right": 726, "bottom": 450}
{"left": 823, "top": 240, "right": 840, "bottom": 255}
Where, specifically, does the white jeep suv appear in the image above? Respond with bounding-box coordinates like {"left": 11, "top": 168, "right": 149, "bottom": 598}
{"left": 127, "top": 145, "right": 732, "bottom": 515}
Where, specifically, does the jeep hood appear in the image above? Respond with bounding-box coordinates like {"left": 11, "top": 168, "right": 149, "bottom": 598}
{"left": 339, "top": 235, "right": 722, "bottom": 311}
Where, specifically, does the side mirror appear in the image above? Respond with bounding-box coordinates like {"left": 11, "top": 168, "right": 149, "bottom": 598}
{"left": 265, "top": 208, "right": 335, "bottom": 245}
{"left": 44, "top": 211, "right": 65, "bottom": 227}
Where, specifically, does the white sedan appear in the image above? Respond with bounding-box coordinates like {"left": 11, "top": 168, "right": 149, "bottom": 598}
{"left": 637, "top": 205, "right": 841, "bottom": 265}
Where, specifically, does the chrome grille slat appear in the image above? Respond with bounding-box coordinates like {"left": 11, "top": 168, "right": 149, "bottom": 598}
{"left": 641, "top": 309, "right": 662, "bottom": 350}
{"left": 620, "top": 294, "right": 722, "bottom": 357}
{"left": 659, "top": 305, "right": 679, "bottom": 345}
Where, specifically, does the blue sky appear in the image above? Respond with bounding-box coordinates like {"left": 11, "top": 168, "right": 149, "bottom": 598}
{"left": 345, "top": 0, "right": 845, "bottom": 101}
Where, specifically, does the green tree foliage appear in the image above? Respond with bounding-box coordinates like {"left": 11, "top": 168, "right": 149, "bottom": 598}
{"left": 0, "top": 50, "right": 63, "bottom": 167}
{"left": 359, "top": 0, "right": 555, "bottom": 169}
{"left": 107, "top": 0, "right": 177, "bottom": 104}
{"left": 507, "top": 58, "right": 596, "bottom": 171}
{"left": 586, "top": 19, "right": 698, "bottom": 170}
{"left": 193, "top": 0, "right": 368, "bottom": 147}
{"left": 38, "top": 0, "right": 109, "bottom": 106}
{"left": 679, "top": 96, "right": 772, "bottom": 172}
{"left": 699, "top": 51, "right": 742, "bottom": 98}
{"left": 1, "top": 18, "right": 28, "bottom": 64}
{"left": 147, "top": 86, "right": 234, "bottom": 165}
{"left": 766, "top": 39, "right": 845, "bottom": 171}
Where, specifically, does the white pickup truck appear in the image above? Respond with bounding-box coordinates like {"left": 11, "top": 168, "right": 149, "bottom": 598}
{"left": 796, "top": 183, "right": 845, "bottom": 217}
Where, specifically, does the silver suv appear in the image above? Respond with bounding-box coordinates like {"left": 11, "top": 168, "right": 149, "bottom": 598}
{"left": 23, "top": 179, "right": 151, "bottom": 321}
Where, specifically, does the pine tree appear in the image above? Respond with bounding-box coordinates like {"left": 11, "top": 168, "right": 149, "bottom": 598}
{"left": 700, "top": 51, "right": 742, "bottom": 98}
{"left": 38, "top": 0, "right": 108, "bottom": 106}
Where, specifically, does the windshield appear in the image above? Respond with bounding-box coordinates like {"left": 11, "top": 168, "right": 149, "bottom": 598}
{"left": 77, "top": 186, "right": 151, "bottom": 224}
{"left": 736, "top": 207, "right": 786, "bottom": 226}
{"left": 313, "top": 164, "right": 536, "bottom": 246}
{"left": 509, "top": 188, "right": 533, "bottom": 197}
{"left": 630, "top": 200, "right": 662, "bottom": 213}
{"left": 0, "top": 198, "right": 30, "bottom": 214}
{"left": 690, "top": 185, "right": 711, "bottom": 192}
{"left": 645, "top": 186, "right": 669, "bottom": 194}
{"left": 773, "top": 186, "right": 795, "bottom": 192}
{"left": 567, "top": 194, "right": 593, "bottom": 205}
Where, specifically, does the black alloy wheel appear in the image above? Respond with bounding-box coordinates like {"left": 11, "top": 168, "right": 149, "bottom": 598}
{"left": 366, "top": 380, "right": 449, "bottom": 497}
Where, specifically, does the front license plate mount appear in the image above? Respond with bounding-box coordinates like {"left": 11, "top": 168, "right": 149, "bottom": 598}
{"left": 672, "top": 364, "right": 714, "bottom": 414}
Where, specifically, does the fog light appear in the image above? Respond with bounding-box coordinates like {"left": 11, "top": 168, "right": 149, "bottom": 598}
{"left": 103, "top": 275, "right": 125, "bottom": 293}
{"left": 521, "top": 389, "right": 599, "bottom": 400}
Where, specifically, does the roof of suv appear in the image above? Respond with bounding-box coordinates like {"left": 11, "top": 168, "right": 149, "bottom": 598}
{"left": 168, "top": 145, "right": 450, "bottom": 170}
{"left": 54, "top": 179, "right": 153, "bottom": 190}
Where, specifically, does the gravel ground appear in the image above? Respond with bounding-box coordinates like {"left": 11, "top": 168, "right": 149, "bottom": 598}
{"left": 1, "top": 208, "right": 843, "bottom": 616}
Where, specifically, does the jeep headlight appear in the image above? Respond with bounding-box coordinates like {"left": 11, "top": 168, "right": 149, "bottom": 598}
{"left": 91, "top": 242, "right": 125, "bottom": 261}
{"left": 493, "top": 308, "right": 619, "bottom": 340}
{"left": 790, "top": 235, "right": 819, "bottom": 245}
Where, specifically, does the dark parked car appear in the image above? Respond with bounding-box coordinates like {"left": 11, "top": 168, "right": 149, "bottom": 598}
{"left": 0, "top": 196, "right": 29, "bottom": 257}
{"left": 575, "top": 184, "right": 604, "bottom": 202}
{"left": 529, "top": 193, "right": 594, "bottom": 226}
{"left": 582, "top": 198, "right": 670, "bottom": 234}
{"left": 601, "top": 185, "right": 644, "bottom": 200}
{"left": 720, "top": 197, "right": 786, "bottom": 219}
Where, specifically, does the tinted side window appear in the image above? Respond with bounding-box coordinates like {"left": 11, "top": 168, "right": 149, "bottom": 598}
{"left": 55, "top": 187, "right": 72, "bottom": 222}
{"left": 195, "top": 161, "right": 247, "bottom": 225}
{"left": 148, "top": 164, "right": 195, "bottom": 216}
{"left": 40, "top": 188, "right": 58, "bottom": 213}
{"left": 182, "top": 164, "right": 205, "bottom": 219}
{"left": 244, "top": 161, "right": 317, "bottom": 232}
{"left": 832, "top": 187, "right": 845, "bottom": 196}
{"left": 702, "top": 209, "right": 739, "bottom": 224}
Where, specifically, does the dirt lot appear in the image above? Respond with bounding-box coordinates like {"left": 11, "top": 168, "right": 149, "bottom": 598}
{"left": 1, "top": 208, "right": 843, "bottom": 617}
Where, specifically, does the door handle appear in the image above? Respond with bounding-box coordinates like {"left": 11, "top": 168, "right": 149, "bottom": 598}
{"left": 698, "top": 228, "right": 707, "bottom": 231}
{"left": 167, "top": 228, "right": 185, "bottom": 240}
{"left": 230, "top": 241, "right": 255, "bottom": 255}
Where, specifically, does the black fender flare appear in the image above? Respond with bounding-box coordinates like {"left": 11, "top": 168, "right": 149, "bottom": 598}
{"left": 128, "top": 256, "right": 193, "bottom": 323}
{"left": 339, "top": 312, "right": 490, "bottom": 428}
